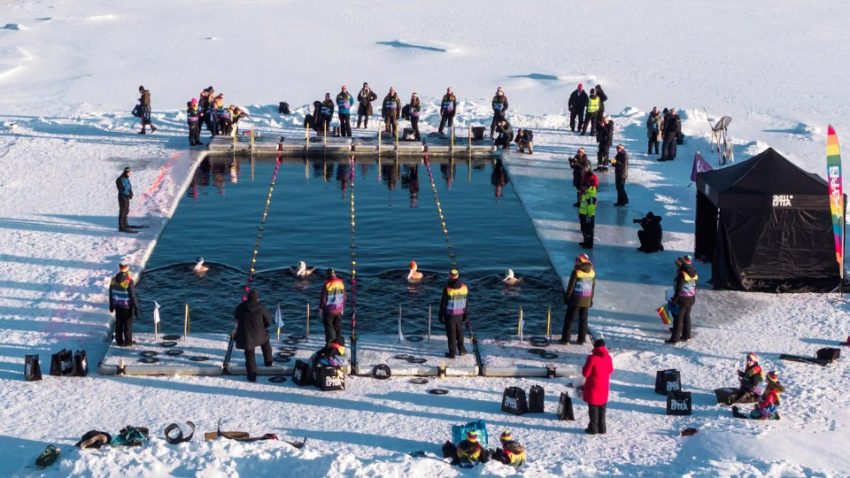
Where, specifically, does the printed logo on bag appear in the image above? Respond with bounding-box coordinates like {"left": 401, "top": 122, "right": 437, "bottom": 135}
{"left": 772, "top": 195, "right": 793, "bottom": 207}
{"left": 324, "top": 375, "right": 343, "bottom": 388}
{"left": 666, "top": 381, "right": 680, "bottom": 392}
{"left": 503, "top": 396, "right": 519, "bottom": 410}
{"left": 670, "top": 398, "right": 690, "bottom": 411}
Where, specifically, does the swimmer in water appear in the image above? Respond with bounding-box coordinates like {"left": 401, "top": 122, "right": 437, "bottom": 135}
{"left": 290, "top": 260, "right": 317, "bottom": 278}
{"left": 503, "top": 268, "right": 521, "bottom": 286}
{"left": 193, "top": 256, "right": 209, "bottom": 276}
{"left": 407, "top": 260, "right": 423, "bottom": 283}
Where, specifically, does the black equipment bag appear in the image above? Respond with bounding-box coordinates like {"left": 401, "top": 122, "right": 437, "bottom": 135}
{"left": 471, "top": 126, "right": 485, "bottom": 141}
{"left": 278, "top": 102, "right": 291, "bottom": 115}
{"left": 528, "top": 385, "right": 545, "bottom": 413}
{"left": 292, "top": 359, "right": 313, "bottom": 386}
{"left": 24, "top": 354, "right": 42, "bottom": 381}
{"left": 401, "top": 105, "right": 410, "bottom": 121}
{"left": 49, "top": 349, "right": 74, "bottom": 376}
{"left": 316, "top": 366, "right": 345, "bottom": 391}
{"left": 132, "top": 104, "right": 142, "bottom": 118}
{"left": 655, "top": 369, "right": 681, "bottom": 395}
{"left": 501, "top": 387, "right": 528, "bottom": 415}
{"left": 557, "top": 392, "right": 575, "bottom": 421}
{"left": 816, "top": 347, "right": 841, "bottom": 362}
{"left": 666, "top": 391, "right": 692, "bottom": 416}
{"left": 73, "top": 350, "right": 88, "bottom": 377}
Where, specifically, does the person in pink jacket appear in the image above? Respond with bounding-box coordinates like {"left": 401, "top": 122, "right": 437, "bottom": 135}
{"left": 582, "top": 338, "right": 613, "bottom": 434}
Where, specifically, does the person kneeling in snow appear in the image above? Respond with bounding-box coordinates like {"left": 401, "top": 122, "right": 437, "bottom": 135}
{"left": 442, "top": 431, "right": 489, "bottom": 467}
{"left": 514, "top": 129, "right": 534, "bottom": 154}
{"left": 491, "top": 430, "right": 526, "bottom": 467}
{"left": 727, "top": 353, "right": 764, "bottom": 404}
{"left": 310, "top": 339, "right": 347, "bottom": 369}
{"left": 749, "top": 370, "right": 784, "bottom": 419}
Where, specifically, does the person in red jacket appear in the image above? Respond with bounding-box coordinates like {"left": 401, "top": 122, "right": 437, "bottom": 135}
{"left": 582, "top": 338, "right": 613, "bottom": 434}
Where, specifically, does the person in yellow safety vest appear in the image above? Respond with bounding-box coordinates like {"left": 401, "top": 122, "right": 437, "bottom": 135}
{"left": 561, "top": 254, "right": 596, "bottom": 345}
{"left": 582, "top": 87, "right": 601, "bottom": 135}
{"left": 579, "top": 171, "right": 599, "bottom": 249}
{"left": 492, "top": 431, "right": 526, "bottom": 467}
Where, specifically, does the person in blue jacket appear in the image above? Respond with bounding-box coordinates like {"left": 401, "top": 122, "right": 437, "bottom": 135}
{"left": 115, "top": 166, "right": 134, "bottom": 233}
{"left": 336, "top": 86, "right": 355, "bottom": 137}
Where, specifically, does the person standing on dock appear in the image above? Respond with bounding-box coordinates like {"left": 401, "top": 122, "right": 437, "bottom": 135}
{"left": 439, "top": 269, "right": 468, "bottom": 359}
{"left": 438, "top": 87, "right": 457, "bottom": 137}
{"left": 561, "top": 254, "right": 595, "bottom": 345}
{"left": 319, "top": 268, "right": 347, "bottom": 344}
{"left": 582, "top": 338, "right": 613, "bottom": 434}
{"left": 408, "top": 92, "right": 422, "bottom": 141}
{"left": 578, "top": 171, "right": 598, "bottom": 249}
{"left": 232, "top": 289, "right": 274, "bottom": 382}
{"left": 336, "top": 85, "right": 355, "bottom": 137}
{"left": 611, "top": 144, "right": 629, "bottom": 206}
{"left": 490, "top": 87, "right": 509, "bottom": 139}
{"left": 356, "top": 82, "right": 377, "bottom": 129}
{"left": 581, "top": 88, "right": 600, "bottom": 136}
{"left": 137, "top": 85, "right": 156, "bottom": 134}
{"left": 382, "top": 87, "right": 401, "bottom": 138}
{"left": 109, "top": 262, "right": 139, "bottom": 347}
{"left": 115, "top": 166, "right": 134, "bottom": 233}
{"left": 320, "top": 93, "right": 335, "bottom": 136}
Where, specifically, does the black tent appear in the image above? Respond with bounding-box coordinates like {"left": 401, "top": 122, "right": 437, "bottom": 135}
{"left": 695, "top": 148, "right": 842, "bottom": 292}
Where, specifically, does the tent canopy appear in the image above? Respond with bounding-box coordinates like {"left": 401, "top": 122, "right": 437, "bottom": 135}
{"left": 694, "top": 148, "right": 842, "bottom": 292}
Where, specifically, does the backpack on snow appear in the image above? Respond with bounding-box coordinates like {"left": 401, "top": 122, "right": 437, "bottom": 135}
{"left": 816, "top": 347, "right": 840, "bottom": 362}
{"left": 451, "top": 420, "right": 488, "bottom": 447}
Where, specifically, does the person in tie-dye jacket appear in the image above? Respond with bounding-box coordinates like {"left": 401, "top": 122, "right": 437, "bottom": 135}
{"left": 319, "top": 268, "right": 346, "bottom": 344}
{"left": 560, "top": 254, "right": 595, "bottom": 345}
{"left": 439, "top": 269, "right": 468, "bottom": 358}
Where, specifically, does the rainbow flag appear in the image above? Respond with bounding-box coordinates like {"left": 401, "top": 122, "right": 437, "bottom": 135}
{"left": 827, "top": 125, "right": 844, "bottom": 279}
{"left": 656, "top": 304, "right": 673, "bottom": 325}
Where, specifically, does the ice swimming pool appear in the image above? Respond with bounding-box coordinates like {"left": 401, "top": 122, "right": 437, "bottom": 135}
{"left": 138, "top": 155, "right": 565, "bottom": 337}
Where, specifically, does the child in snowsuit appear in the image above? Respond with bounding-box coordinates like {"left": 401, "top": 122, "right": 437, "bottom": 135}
{"left": 749, "top": 370, "right": 784, "bottom": 419}
{"left": 187, "top": 99, "right": 201, "bottom": 146}
{"left": 442, "top": 431, "right": 489, "bottom": 467}
{"left": 727, "top": 352, "right": 764, "bottom": 404}
{"left": 491, "top": 431, "right": 526, "bottom": 467}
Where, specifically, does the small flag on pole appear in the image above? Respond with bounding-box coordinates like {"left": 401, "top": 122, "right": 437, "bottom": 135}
{"left": 275, "top": 303, "right": 283, "bottom": 342}
{"left": 153, "top": 301, "right": 161, "bottom": 341}
{"left": 690, "top": 152, "right": 714, "bottom": 182}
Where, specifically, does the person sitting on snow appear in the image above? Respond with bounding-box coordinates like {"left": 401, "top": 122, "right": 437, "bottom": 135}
{"left": 310, "top": 338, "right": 346, "bottom": 369}
{"left": 748, "top": 370, "right": 784, "bottom": 419}
{"left": 726, "top": 352, "right": 764, "bottom": 404}
{"left": 443, "top": 430, "right": 489, "bottom": 467}
{"left": 491, "top": 430, "right": 526, "bottom": 467}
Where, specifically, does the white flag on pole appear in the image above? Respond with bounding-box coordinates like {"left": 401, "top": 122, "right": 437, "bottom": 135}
{"left": 275, "top": 303, "right": 283, "bottom": 329}
{"left": 153, "top": 301, "right": 161, "bottom": 324}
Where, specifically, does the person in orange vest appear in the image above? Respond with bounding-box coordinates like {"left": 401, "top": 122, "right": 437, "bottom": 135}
{"left": 560, "top": 254, "right": 595, "bottom": 344}
{"left": 319, "top": 268, "right": 346, "bottom": 344}
{"left": 666, "top": 255, "right": 697, "bottom": 343}
{"left": 439, "top": 268, "right": 468, "bottom": 358}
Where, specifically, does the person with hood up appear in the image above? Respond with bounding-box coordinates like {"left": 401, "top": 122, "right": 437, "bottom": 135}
{"left": 582, "top": 338, "right": 614, "bottom": 434}
{"left": 232, "top": 289, "right": 273, "bottom": 382}
{"left": 137, "top": 85, "right": 156, "bottom": 134}
{"left": 382, "top": 87, "right": 401, "bottom": 137}
{"left": 561, "top": 254, "right": 595, "bottom": 344}
{"left": 490, "top": 87, "right": 509, "bottom": 139}
{"left": 438, "top": 87, "right": 458, "bottom": 136}
{"left": 635, "top": 211, "right": 663, "bottom": 252}
{"left": 568, "top": 83, "right": 588, "bottom": 132}
{"left": 579, "top": 171, "right": 599, "bottom": 249}
{"left": 356, "top": 82, "right": 378, "bottom": 128}
{"left": 336, "top": 85, "right": 355, "bottom": 137}
{"left": 666, "top": 255, "right": 698, "bottom": 343}
{"left": 439, "top": 268, "right": 468, "bottom": 358}
{"left": 109, "top": 262, "right": 140, "bottom": 347}
{"left": 319, "top": 268, "right": 346, "bottom": 344}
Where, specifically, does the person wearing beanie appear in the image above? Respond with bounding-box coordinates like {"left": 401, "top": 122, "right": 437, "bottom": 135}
{"left": 582, "top": 338, "right": 613, "bottom": 434}
{"left": 635, "top": 211, "right": 663, "bottom": 252}
{"left": 187, "top": 98, "right": 201, "bottom": 146}
{"left": 311, "top": 338, "right": 347, "bottom": 369}
{"left": 336, "top": 85, "right": 355, "bottom": 137}
{"left": 454, "top": 430, "right": 487, "bottom": 466}
{"left": 356, "top": 82, "right": 377, "bottom": 129}
{"left": 568, "top": 83, "right": 588, "bottom": 133}
{"left": 490, "top": 87, "right": 509, "bottom": 139}
{"left": 319, "top": 268, "right": 346, "bottom": 344}
{"left": 727, "top": 352, "right": 764, "bottom": 404}
{"left": 747, "top": 370, "right": 784, "bottom": 419}
{"left": 579, "top": 171, "right": 599, "bottom": 248}
{"left": 115, "top": 166, "right": 134, "bottom": 233}
{"left": 109, "top": 262, "right": 139, "bottom": 346}
{"left": 137, "top": 85, "right": 156, "bottom": 134}
{"left": 666, "top": 255, "right": 698, "bottom": 343}
{"left": 561, "top": 254, "right": 596, "bottom": 344}
{"left": 407, "top": 260, "right": 423, "bottom": 283}
{"left": 232, "top": 289, "right": 273, "bottom": 382}
{"left": 595, "top": 84, "right": 608, "bottom": 118}
{"left": 492, "top": 430, "right": 526, "bottom": 467}
{"left": 439, "top": 268, "right": 469, "bottom": 358}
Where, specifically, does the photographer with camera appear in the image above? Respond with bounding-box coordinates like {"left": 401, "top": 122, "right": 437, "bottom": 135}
{"left": 634, "top": 211, "right": 663, "bottom": 253}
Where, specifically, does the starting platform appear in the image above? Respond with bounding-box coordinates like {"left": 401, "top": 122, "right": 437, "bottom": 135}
{"left": 353, "top": 335, "right": 478, "bottom": 377}
{"left": 478, "top": 336, "right": 585, "bottom": 378}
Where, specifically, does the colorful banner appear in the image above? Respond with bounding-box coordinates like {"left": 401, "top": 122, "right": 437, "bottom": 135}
{"left": 827, "top": 125, "right": 844, "bottom": 279}
{"left": 690, "top": 152, "right": 714, "bottom": 182}
{"left": 656, "top": 304, "right": 673, "bottom": 325}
